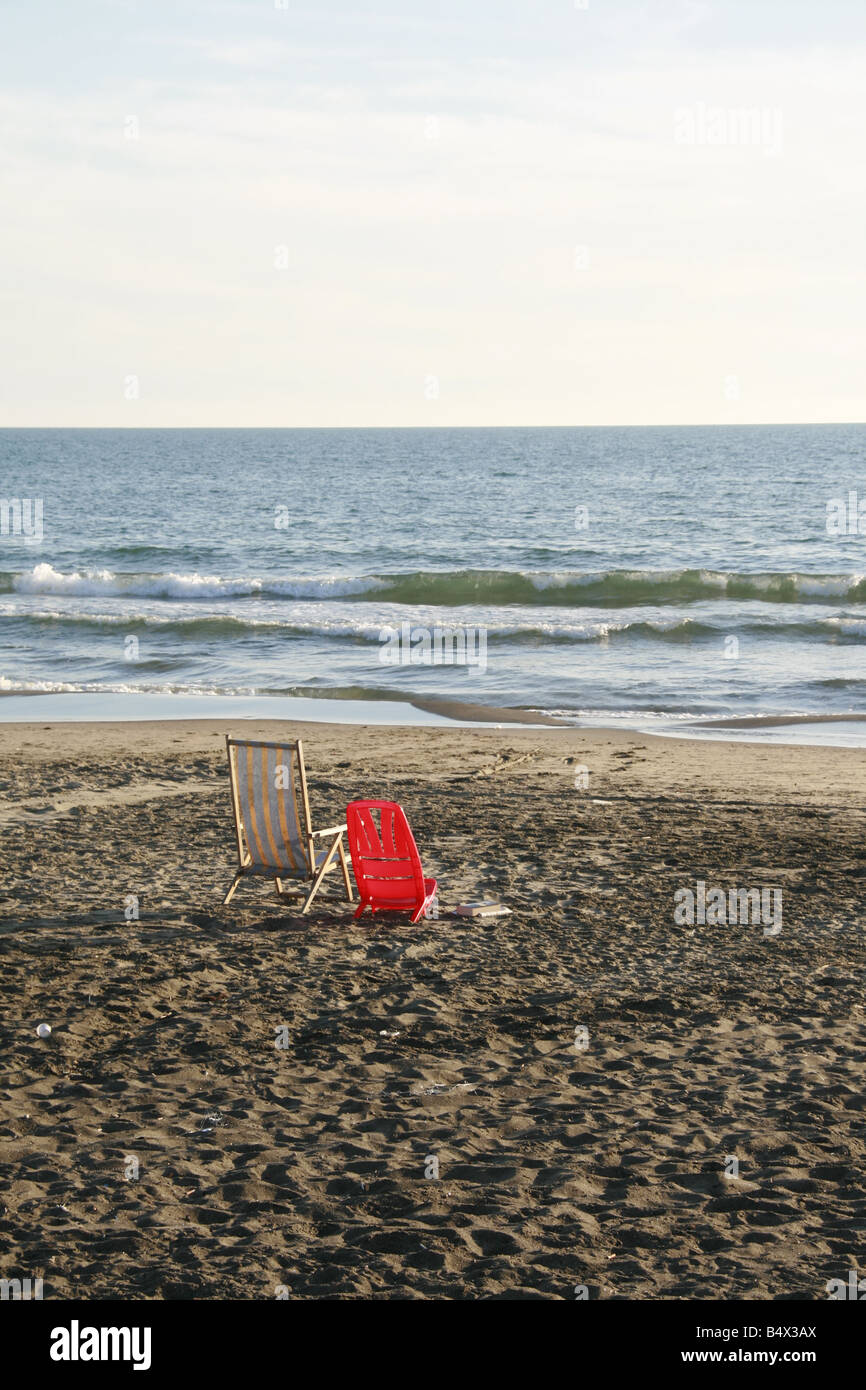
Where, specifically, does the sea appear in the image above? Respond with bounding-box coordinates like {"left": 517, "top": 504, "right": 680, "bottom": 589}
{"left": 2, "top": 424, "right": 865, "bottom": 743}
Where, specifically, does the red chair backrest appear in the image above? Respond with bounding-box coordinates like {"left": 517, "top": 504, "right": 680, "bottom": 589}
{"left": 346, "top": 801, "right": 426, "bottom": 906}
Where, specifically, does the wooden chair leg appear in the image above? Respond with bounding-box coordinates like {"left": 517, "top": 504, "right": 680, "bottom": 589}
{"left": 223, "top": 872, "right": 244, "bottom": 906}
{"left": 338, "top": 839, "right": 353, "bottom": 902}
{"left": 301, "top": 837, "right": 341, "bottom": 914}
{"left": 301, "top": 874, "right": 325, "bottom": 913}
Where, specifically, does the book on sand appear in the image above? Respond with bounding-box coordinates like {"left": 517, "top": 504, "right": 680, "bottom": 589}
{"left": 454, "top": 901, "right": 512, "bottom": 918}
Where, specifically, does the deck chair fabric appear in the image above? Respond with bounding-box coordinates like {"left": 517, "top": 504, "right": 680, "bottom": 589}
{"left": 224, "top": 737, "right": 353, "bottom": 912}
{"left": 346, "top": 800, "right": 437, "bottom": 924}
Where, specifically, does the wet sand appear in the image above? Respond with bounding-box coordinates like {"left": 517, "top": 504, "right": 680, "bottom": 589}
{"left": 1, "top": 719, "right": 865, "bottom": 1300}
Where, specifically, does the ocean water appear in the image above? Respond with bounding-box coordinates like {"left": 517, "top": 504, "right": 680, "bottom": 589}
{"left": 2, "top": 425, "right": 865, "bottom": 735}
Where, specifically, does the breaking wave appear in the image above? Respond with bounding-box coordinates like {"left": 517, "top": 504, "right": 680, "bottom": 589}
{"left": 6, "top": 563, "right": 866, "bottom": 607}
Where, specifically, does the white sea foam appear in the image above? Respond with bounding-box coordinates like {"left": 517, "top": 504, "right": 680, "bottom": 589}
{"left": 268, "top": 575, "right": 387, "bottom": 598}
{"left": 12, "top": 563, "right": 254, "bottom": 599}
{"left": 798, "top": 574, "right": 865, "bottom": 598}
{"left": 0, "top": 675, "right": 260, "bottom": 696}
{"left": 11, "top": 564, "right": 386, "bottom": 602}
{"left": 825, "top": 616, "right": 866, "bottom": 635}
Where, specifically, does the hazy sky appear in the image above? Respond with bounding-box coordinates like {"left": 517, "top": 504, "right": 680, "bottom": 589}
{"left": 1, "top": 0, "right": 864, "bottom": 426}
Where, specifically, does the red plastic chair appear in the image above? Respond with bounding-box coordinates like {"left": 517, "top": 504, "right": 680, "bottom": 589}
{"left": 346, "top": 800, "right": 438, "bottom": 923}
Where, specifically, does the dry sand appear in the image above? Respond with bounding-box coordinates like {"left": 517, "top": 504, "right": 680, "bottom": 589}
{"left": 1, "top": 718, "right": 865, "bottom": 1300}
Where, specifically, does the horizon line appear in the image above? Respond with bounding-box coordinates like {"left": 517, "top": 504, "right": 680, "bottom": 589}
{"left": 1, "top": 420, "right": 864, "bottom": 431}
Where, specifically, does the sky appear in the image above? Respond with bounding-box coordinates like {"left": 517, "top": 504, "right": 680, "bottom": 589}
{"left": 0, "top": 0, "right": 864, "bottom": 426}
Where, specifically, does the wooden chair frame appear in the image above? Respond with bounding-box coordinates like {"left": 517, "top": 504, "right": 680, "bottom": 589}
{"left": 223, "top": 736, "right": 353, "bottom": 913}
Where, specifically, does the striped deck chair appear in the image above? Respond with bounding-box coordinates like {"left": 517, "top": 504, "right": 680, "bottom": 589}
{"left": 223, "top": 737, "right": 353, "bottom": 912}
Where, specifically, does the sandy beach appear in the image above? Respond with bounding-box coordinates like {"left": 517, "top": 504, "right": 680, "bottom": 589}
{"left": 1, "top": 718, "right": 865, "bottom": 1300}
